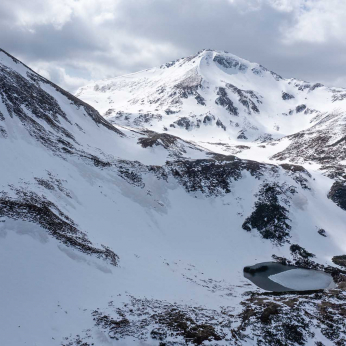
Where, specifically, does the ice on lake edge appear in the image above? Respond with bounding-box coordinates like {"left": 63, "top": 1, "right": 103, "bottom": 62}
{"left": 269, "top": 268, "right": 335, "bottom": 291}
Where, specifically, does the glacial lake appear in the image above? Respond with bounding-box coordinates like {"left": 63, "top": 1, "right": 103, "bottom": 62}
{"left": 244, "top": 262, "right": 334, "bottom": 292}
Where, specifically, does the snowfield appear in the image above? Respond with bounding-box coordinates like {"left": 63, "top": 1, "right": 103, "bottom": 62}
{"left": 1, "top": 48, "right": 346, "bottom": 345}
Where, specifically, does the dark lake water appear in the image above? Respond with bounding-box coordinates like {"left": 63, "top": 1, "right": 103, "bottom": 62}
{"left": 243, "top": 262, "right": 334, "bottom": 292}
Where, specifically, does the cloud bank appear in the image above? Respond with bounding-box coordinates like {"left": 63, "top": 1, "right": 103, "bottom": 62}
{"left": 2, "top": 0, "right": 346, "bottom": 92}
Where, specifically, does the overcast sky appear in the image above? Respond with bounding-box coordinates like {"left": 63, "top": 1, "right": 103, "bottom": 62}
{"left": 1, "top": 0, "right": 346, "bottom": 92}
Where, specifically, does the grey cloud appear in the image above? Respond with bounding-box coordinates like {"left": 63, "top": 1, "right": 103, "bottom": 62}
{"left": 0, "top": 0, "right": 345, "bottom": 92}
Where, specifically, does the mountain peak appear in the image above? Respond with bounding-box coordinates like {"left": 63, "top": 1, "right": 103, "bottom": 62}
{"left": 159, "top": 48, "right": 253, "bottom": 72}
{"left": 78, "top": 48, "right": 340, "bottom": 145}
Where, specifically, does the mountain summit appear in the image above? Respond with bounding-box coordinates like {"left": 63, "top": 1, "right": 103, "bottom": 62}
{"left": 77, "top": 49, "right": 346, "bottom": 143}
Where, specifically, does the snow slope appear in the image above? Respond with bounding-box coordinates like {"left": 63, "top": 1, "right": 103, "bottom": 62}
{"left": 1, "top": 48, "right": 346, "bottom": 345}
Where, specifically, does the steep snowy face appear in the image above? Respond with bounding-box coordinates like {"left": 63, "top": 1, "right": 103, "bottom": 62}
{"left": 0, "top": 49, "right": 123, "bottom": 149}
{"left": 77, "top": 49, "right": 346, "bottom": 144}
{"left": 1, "top": 48, "right": 346, "bottom": 346}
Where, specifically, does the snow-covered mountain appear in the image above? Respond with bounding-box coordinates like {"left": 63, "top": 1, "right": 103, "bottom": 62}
{"left": 1, "top": 48, "right": 346, "bottom": 346}
{"left": 78, "top": 48, "right": 346, "bottom": 208}
{"left": 77, "top": 49, "right": 346, "bottom": 179}
{"left": 77, "top": 49, "right": 346, "bottom": 142}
